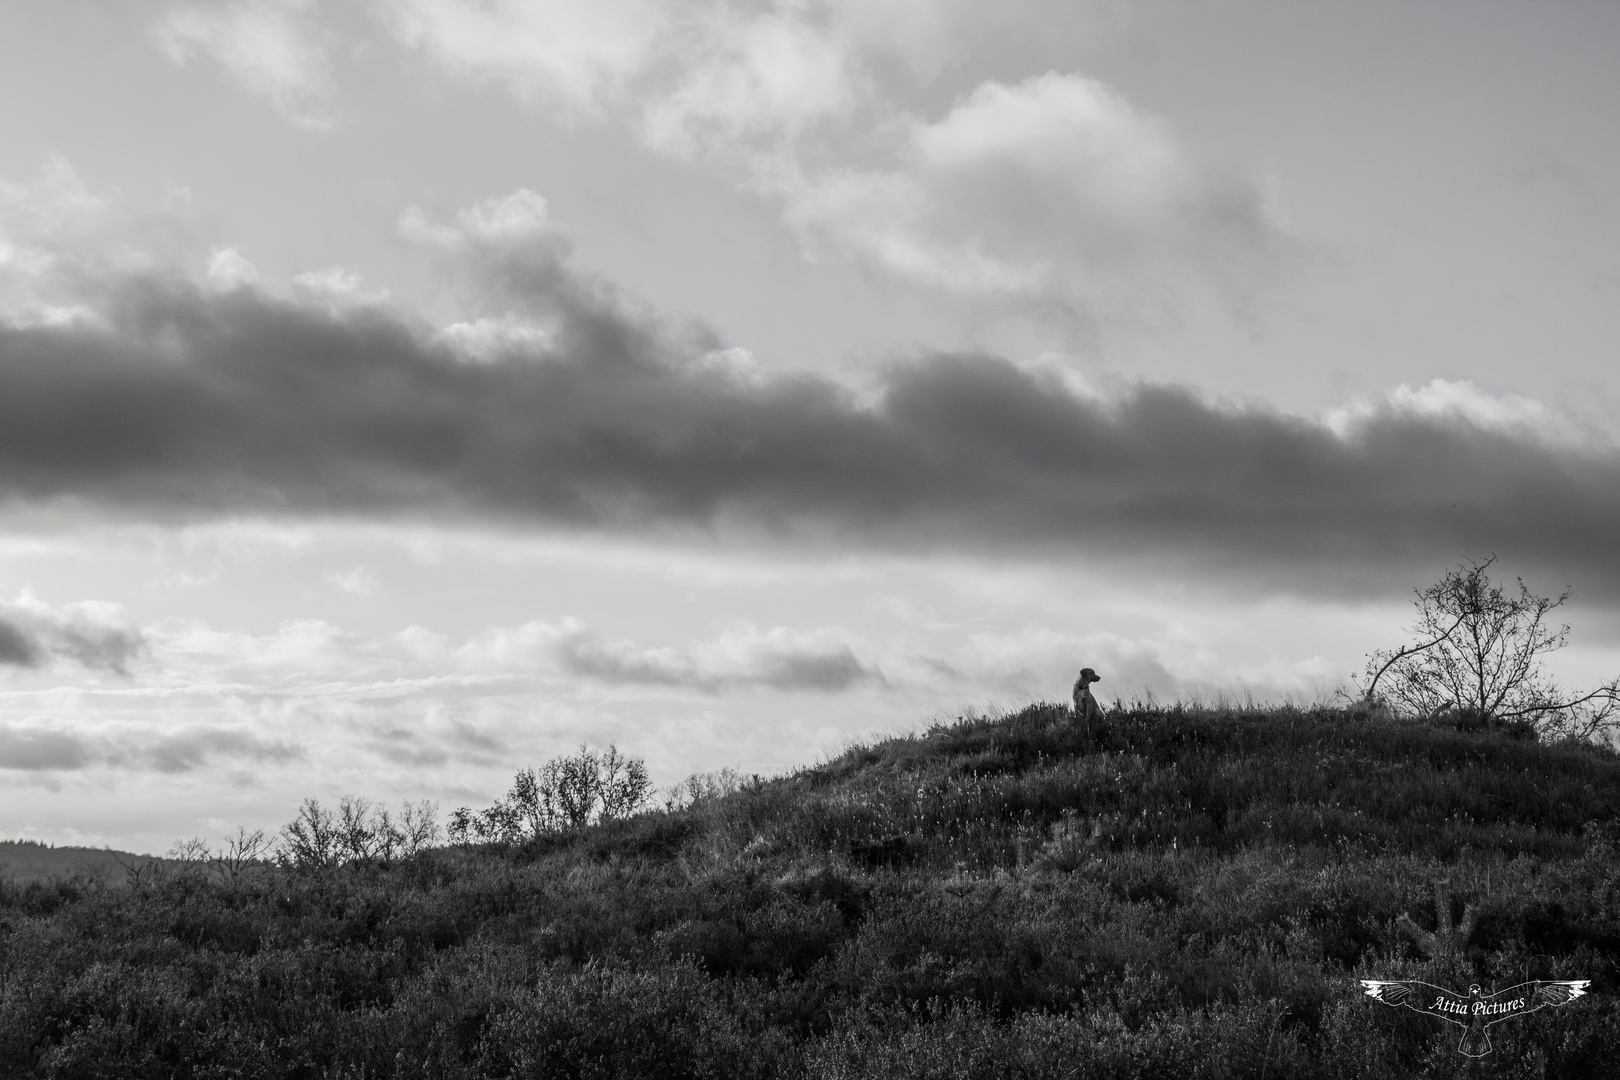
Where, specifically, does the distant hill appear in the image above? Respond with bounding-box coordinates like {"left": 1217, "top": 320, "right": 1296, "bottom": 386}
{"left": 2, "top": 703, "right": 1618, "bottom": 1077}
{"left": 0, "top": 839, "right": 159, "bottom": 884}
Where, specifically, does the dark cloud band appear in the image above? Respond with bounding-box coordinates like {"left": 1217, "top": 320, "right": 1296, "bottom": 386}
{"left": 2, "top": 278, "right": 1617, "bottom": 599}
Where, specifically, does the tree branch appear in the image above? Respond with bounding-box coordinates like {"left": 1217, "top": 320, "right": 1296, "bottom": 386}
{"left": 1496, "top": 681, "right": 1620, "bottom": 721}
{"left": 1364, "top": 610, "right": 1469, "bottom": 703}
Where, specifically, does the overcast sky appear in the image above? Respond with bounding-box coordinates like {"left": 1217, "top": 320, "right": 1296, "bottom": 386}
{"left": 2, "top": 0, "right": 1618, "bottom": 852}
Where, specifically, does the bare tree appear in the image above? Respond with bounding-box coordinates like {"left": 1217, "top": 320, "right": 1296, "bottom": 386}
{"left": 213, "top": 826, "right": 270, "bottom": 883}
{"left": 379, "top": 806, "right": 411, "bottom": 864}
{"left": 338, "top": 795, "right": 381, "bottom": 864}
{"left": 663, "top": 767, "right": 740, "bottom": 811}
{"left": 447, "top": 806, "right": 475, "bottom": 849}
{"left": 112, "top": 850, "right": 160, "bottom": 890}
{"left": 507, "top": 764, "right": 563, "bottom": 836}
{"left": 456, "top": 744, "right": 654, "bottom": 846}
{"left": 278, "top": 796, "right": 441, "bottom": 868}
{"left": 1363, "top": 557, "right": 1620, "bottom": 739}
{"left": 474, "top": 799, "right": 524, "bottom": 844}
{"left": 399, "top": 800, "right": 440, "bottom": 856}
{"left": 168, "top": 836, "right": 212, "bottom": 867}
{"left": 556, "top": 745, "right": 603, "bottom": 829}
{"left": 598, "top": 744, "right": 652, "bottom": 821}
{"left": 278, "top": 797, "right": 341, "bottom": 870}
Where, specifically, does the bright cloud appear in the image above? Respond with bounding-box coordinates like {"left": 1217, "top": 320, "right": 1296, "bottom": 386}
{"left": 642, "top": 10, "right": 860, "bottom": 158}
{"left": 162, "top": 2, "right": 1277, "bottom": 314}
{"left": 205, "top": 246, "right": 261, "bottom": 290}
{"left": 0, "top": 158, "right": 117, "bottom": 319}
{"left": 385, "top": 0, "right": 668, "bottom": 118}
{"left": 389, "top": 4, "right": 1276, "bottom": 308}
{"left": 1326, "top": 379, "right": 1611, "bottom": 451}
{"left": 156, "top": 0, "right": 335, "bottom": 130}
{"left": 399, "top": 187, "right": 567, "bottom": 251}
{"left": 0, "top": 156, "right": 109, "bottom": 236}
{"left": 775, "top": 72, "right": 1274, "bottom": 306}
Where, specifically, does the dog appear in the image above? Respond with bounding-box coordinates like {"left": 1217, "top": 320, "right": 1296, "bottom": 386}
{"left": 1072, "top": 667, "right": 1102, "bottom": 727}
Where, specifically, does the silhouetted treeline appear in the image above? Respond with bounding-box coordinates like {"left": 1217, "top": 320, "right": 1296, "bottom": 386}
{"left": 3, "top": 704, "right": 1619, "bottom": 1078}
{"left": 0, "top": 841, "right": 165, "bottom": 885}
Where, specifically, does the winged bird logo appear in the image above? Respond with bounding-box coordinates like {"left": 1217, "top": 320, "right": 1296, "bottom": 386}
{"left": 1360, "top": 979, "right": 1591, "bottom": 1057}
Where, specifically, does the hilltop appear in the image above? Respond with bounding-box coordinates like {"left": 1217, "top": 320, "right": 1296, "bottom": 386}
{"left": 2, "top": 703, "right": 1618, "bottom": 1078}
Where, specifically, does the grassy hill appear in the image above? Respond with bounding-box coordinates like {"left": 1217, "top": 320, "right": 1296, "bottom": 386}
{"left": 2, "top": 703, "right": 1618, "bottom": 1078}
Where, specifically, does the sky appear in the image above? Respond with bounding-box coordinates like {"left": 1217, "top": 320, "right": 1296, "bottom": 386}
{"left": 1, "top": 0, "right": 1618, "bottom": 853}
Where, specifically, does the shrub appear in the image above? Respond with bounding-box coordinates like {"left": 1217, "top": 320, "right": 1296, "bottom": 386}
{"left": 453, "top": 744, "right": 653, "bottom": 846}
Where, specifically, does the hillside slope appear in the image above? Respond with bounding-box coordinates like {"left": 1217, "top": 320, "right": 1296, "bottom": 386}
{"left": 3, "top": 703, "right": 1618, "bottom": 1078}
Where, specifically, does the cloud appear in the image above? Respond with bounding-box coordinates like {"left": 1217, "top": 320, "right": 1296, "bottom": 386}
{"left": 640, "top": 10, "right": 860, "bottom": 158}
{"left": 0, "top": 618, "right": 38, "bottom": 667}
{"left": 136, "top": 726, "right": 303, "bottom": 774}
{"left": 0, "top": 156, "right": 109, "bottom": 236}
{"left": 441, "top": 617, "right": 881, "bottom": 693}
{"left": 135, "top": 609, "right": 885, "bottom": 699}
{"left": 0, "top": 158, "right": 211, "bottom": 330}
{"left": 156, "top": 0, "right": 335, "bottom": 130}
{"left": 382, "top": 0, "right": 935, "bottom": 134}
{"left": 1326, "top": 378, "right": 1598, "bottom": 449}
{"left": 206, "top": 247, "right": 261, "bottom": 290}
{"left": 326, "top": 565, "right": 378, "bottom": 596}
{"left": 398, "top": 188, "right": 580, "bottom": 313}
{"left": 373, "top": 3, "right": 1274, "bottom": 311}
{"left": 380, "top": 0, "right": 1020, "bottom": 143}
{"left": 774, "top": 72, "right": 1275, "bottom": 308}
{"left": 554, "top": 623, "right": 884, "bottom": 693}
{"left": 385, "top": 0, "right": 667, "bottom": 118}
{"left": 150, "top": 617, "right": 373, "bottom": 681}
{"left": 0, "top": 720, "right": 298, "bottom": 774}
{"left": 2, "top": 185, "right": 1617, "bottom": 601}
{"left": 292, "top": 266, "right": 390, "bottom": 310}
{"left": 0, "top": 724, "right": 94, "bottom": 771}
{"left": 0, "top": 157, "right": 118, "bottom": 321}
{"left": 141, "top": 2, "right": 1278, "bottom": 315}
{"left": 0, "top": 608, "right": 885, "bottom": 780}
{"left": 0, "top": 594, "right": 145, "bottom": 675}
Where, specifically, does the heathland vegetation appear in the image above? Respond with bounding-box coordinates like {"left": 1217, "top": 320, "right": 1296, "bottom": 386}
{"left": 3, "top": 700, "right": 1618, "bottom": 1078}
